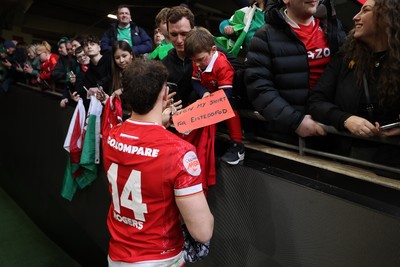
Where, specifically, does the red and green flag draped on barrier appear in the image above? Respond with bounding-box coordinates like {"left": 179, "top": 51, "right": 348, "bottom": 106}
{"left": 61, "top": 96, "right": 103, "bottom": 201}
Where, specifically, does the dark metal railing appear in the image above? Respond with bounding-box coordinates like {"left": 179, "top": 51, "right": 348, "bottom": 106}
{"left": 238, "top": 109, "right": 400, "bottom": 181}
{"left": 15, "top": 82, "right": 400, "bottom": 188}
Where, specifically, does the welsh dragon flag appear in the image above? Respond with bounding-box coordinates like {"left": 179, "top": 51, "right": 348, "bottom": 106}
{"left": 61, "top": 96, "right": 103, "bottom": 201}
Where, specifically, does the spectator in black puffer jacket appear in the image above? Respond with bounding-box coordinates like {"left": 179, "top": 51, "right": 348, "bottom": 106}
{"left": 244, "top": 0, "right": 345, "bottom": 143}
{"left": 100, "top": 5, "right": 153, "bottom": 57}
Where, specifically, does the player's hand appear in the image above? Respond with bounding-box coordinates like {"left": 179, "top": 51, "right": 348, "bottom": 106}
{"left": 164, "top": 91, "right": 177, "bottom": 109}
{"left": 162, "top": 107, "right": 173, "bottom": 128}
{"left": 172, "top": 99, "right": 182, "bottom": 113}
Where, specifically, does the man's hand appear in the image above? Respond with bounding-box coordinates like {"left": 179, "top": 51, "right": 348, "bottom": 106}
{"left": 295, "top": 115, "right": 327, "bottom": 137}
{"left": 2, "top": 59, "right": 12, "bottom": 69}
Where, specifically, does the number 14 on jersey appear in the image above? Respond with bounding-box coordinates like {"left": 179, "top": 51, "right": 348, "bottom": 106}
{"left": 107, "top": 163, "right": 148, "bottom": 222}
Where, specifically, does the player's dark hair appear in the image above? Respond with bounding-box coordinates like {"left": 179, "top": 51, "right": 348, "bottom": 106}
{"left": 121, "top": 60, "right": 168, "bottom": 114}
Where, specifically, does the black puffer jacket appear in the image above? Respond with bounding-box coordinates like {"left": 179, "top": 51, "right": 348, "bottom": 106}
{"left": 244, "top": 0, "right": 345, "bottom": 134}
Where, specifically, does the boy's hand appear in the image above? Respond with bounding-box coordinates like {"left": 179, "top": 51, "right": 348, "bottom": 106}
{"left": 202, "top": 92, "right": 210, "bottom": 98}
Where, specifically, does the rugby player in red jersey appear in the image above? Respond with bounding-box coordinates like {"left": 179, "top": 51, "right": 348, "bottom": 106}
{"left": 102, "top": 59, "right": 214, "bottom": 266}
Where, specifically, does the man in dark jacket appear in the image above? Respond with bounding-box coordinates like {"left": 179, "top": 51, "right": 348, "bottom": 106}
{"left": 1, "top": 40, "right": 26, "bottom": 93}
{"left": 80, "top": 35, "right": 112, "bottom": 110}
{"left": 52, "top": 37, "right": 77, "bottom": 94}
{"left": 162, "top": 6, "right": 244, "bottom": 108}
{"left": 244, "top": 0, "right": 345, "bottom": 141}
{"left": 162, "top": 6, "right": 246, "bottom": 170}
{"left": 100, "top": 5, "right": 152, "bottom": 57}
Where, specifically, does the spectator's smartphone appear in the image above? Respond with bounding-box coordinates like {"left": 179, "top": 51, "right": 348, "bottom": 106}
{"left": 166, "top": 82, "right": 178, "bottom": 94}
{"left": 379, "top": 121, "right": 400, "bottom": 131}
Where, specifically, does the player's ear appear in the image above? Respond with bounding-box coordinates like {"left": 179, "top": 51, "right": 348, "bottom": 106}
{"left": 162, "top": 83, "right": 169, "bottom": 101}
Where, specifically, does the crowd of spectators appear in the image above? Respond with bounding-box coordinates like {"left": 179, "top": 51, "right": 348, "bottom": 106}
{"left": 0, "top": 1, "right": 399, "bottom": 175}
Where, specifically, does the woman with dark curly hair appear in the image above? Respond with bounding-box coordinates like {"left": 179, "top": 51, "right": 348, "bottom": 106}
{"left": 307, "top": 0, "right": 400, "bottom": 174}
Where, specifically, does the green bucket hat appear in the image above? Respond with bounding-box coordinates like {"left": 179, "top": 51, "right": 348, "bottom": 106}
{"left": 57, "top": 36, "right": 69, "bottom": 47}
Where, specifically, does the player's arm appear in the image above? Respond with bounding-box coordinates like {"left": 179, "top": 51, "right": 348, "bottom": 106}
{"left": 176, "top": 193, "right": 214, "bottom": 244}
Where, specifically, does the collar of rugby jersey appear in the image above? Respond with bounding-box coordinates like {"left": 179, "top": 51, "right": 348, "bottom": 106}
{"left": 203, "top": 50, "right": 219, "bottom": 73}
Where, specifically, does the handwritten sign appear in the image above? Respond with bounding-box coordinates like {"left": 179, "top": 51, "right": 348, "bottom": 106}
{"left": 172, "top": 90, "right": 235, "bottom": 133}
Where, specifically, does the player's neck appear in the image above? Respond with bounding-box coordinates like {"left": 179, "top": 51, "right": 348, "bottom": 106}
{"left": 129, "top": 104, "right": 163, "bottom": 125}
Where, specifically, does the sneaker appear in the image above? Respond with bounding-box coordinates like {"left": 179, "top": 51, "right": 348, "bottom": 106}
{"left": 221, "top": 141, "right": 245, "bottom": 165}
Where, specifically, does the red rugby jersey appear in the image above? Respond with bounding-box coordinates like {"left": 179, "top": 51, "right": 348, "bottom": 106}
{"left": 291, "top": 18, "right": 331, "bottom": 89}
{"left": 103, "top": 119, "right": 203, "bottom": 263}
{"left": 191, "top": 51, "right": 234, "bottom": 93}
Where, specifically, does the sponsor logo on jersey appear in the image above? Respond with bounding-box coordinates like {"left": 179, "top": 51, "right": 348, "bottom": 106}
{"left": 307, "top": 48, "right": 330, "bottom": 60}
{"left": 107, "top": 136, "right": 159, "bottom": 157}
{"left": 183, "top": 151, "right": 201, "bottom": 176}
